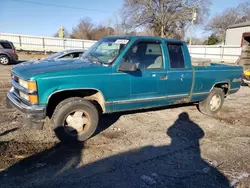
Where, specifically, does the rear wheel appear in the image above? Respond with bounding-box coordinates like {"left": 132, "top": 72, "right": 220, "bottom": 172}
{"left": 198, "top": 88, "right": 224, "bottom": 116}
{"left": 52, "top": 97, "right": 99, "bottom": 143}
{"left": 0, "top": 55, "right": 10, "bottom": 65}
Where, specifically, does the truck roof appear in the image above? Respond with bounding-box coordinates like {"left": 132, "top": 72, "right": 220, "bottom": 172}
{"left": 103, "top": 35, "right": 184, "bottom": 43}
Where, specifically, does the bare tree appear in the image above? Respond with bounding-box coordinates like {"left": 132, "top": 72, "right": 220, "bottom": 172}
{"left": 70, "top": 15, "right": 139, "bottom": 40}
{"left": 107, "top": 13, "right": 136, "bottom": 35}
{"left": 121, "top": 0, "right": 211, "bottom": 39}
{"left": 71, "top": 17, "right": 93, "bottom": 39}
{"left": 205, "top": 2, "right": 250, "bottom": 42}
{"left": 91, "top": 26, "right": 115, "bottom": 40}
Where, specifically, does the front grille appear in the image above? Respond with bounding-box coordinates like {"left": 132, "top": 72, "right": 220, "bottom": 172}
{"left": 13, "top": 87, "right": 19, "bottom": 95}
{"left": 12, "top": 74, "right": 19, "bottom": 83}
{"left": 11, "top": 73, "right": 23, "bottom": 102}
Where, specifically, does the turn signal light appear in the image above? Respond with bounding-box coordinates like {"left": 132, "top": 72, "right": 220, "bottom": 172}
{"left": 29, "top": 95, "right": 38, "bottom": 104}
{"left": 28, "top": 82, "right": 37, "bottom": 91}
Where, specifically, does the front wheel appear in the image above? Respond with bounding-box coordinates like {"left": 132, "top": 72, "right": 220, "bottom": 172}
{"left": 198, "top": 88, "right": 224, "bottom": 116}
{"left": 52, "top": 97, "right": 99, "bottom": 143}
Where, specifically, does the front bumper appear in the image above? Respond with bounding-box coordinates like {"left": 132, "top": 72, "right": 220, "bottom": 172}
{"left": 6, "top": 91, "right": 46, "bottom": 129}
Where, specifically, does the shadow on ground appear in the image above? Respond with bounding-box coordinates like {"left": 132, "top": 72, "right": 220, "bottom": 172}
{"left": 0, "top": 112, "right": 230, "bottom": 188}
{"left": 12, "top": 60, "right": 27, "bottom": 65}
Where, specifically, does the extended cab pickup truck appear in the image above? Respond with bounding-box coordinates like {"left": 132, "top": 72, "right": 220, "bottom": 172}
{"left": 6, "top": 36, "right": 243, "bottom": 142}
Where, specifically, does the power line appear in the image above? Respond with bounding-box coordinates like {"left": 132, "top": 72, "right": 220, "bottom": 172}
{"left": 7, "top": 0, "right": 113, "bottom": 13}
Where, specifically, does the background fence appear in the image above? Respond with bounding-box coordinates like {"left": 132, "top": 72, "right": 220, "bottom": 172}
{"left": 0, "top": 33, "right": 96, "bottom": 52}
{"left": 188, "top": 45, "right": 241, "bottom": 62}
{"left": 0, "top": 33, "right": 242, "bottom": 62}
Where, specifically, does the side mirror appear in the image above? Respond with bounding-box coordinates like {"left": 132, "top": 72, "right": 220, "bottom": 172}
{"left": 118, "top": 61, "right": 137, "bottom": 72}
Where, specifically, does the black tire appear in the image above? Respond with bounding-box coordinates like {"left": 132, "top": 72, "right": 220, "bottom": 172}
{"left": 0, "top": 55, "right": 10, "bottom": 65}
{"left": 198, "top": 88, "right": 224, "bottom": 116}
{"left": 52, "top": 97, "right": 99, "bottom": 143}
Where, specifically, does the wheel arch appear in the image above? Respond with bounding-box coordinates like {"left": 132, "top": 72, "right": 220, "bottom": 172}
{"left": 210, "top": 81, "right": 230, "bottom": 96}
{"left": 46, "top": 88, "right": 106, "bottom": 118}
{"left": 0, "top": 53, "right": 11, "bottom": 59}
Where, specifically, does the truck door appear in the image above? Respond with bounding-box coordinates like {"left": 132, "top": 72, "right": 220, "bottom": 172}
{"left": 112, "top": 39, "right": 168, "bottom": 112}
{"left": 124, "top": 40, "right": 167, "bottom": 98}
{"left": 165, "top": 42, "right": 193, "bottom": 98}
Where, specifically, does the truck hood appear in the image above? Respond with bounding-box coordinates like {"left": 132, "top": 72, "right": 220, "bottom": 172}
{"left": 12, "top": 59, "right": 104, "bottom": 80}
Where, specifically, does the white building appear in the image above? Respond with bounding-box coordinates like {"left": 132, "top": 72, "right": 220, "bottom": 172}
{"left": 225, "top": 21, "right": 250, "bottom": 46}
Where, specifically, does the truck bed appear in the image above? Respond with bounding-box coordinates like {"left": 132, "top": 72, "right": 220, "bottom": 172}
{"left": 192, "top": 62, "right": 242, "bottom": 97}
{"left": 191, "top": 58, "right": 211, "bottom": 66}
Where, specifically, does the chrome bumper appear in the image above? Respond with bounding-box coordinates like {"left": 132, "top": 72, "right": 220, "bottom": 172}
{"left": 242, "top": 79, "right": 250, "bottom": 84}
{"left": 6, "top": 92, "right": 46, "bottom": 129}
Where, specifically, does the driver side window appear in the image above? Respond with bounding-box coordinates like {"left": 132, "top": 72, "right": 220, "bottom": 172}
{"left": 124, "top": 42, "right": 163, "bottom": 70}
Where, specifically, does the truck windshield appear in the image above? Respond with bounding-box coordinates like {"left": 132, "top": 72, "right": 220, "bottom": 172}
{"left": 81, "top": 38, "right": 129, "bottom": 65}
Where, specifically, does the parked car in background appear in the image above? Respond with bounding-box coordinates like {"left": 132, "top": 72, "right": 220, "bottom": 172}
{"left": 0, "top": 40, "right": 18, "bottom": 65}
{"left": 40, "top": 49, "right": 85, "bottom": 61}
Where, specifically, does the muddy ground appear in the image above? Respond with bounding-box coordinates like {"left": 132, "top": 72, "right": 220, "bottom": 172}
{"left": 0, "top": 62, "right": 250, "bottom": 187}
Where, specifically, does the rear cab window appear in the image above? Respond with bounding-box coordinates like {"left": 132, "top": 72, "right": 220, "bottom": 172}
{"left": 166, "top": 43, "right": 185, "bottom": 69}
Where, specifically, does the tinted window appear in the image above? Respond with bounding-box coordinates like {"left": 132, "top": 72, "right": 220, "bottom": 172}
{"left": 167, "top": 44, "right": 185, "bottom": 68}
{"left": 72, "top": 52, "right": 82, "bottom": 58}
{"left": 0, "top": 42, "right": 12, "bottom": 49}
{"left": 125, "top": 42, "right": 163, "bottom": 70}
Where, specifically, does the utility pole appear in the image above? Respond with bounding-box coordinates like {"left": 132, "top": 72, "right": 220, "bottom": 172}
{"left": 189, "top": 7, "right": 197, "bottom": 45}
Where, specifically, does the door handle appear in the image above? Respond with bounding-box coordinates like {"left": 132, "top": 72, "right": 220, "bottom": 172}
{"left": 160, "top": 75, "right": 168, "bottom": 80}
{"left": 180, "top": 74, "right": 184, "bottom": 81}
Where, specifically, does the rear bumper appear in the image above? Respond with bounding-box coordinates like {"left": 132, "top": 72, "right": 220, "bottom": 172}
{"left": 9, "top": 54, "right": 18, "bottom": 61}
{"left": 6, "top": 92, "right": 46, "bottom": 129}
{"left": 242, "top": 79, "right": 250, "bottom": 84}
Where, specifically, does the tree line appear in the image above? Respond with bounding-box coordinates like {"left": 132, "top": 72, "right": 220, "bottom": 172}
{"left": 54, "top": 0, "right": 250, "bottom": 45}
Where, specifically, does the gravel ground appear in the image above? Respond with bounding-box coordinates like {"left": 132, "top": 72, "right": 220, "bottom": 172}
{"left": 0, "top": 63, "right": 250, "bottom": 187}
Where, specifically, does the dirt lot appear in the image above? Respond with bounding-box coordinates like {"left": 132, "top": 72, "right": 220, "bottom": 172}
{"left": 17, "top": 51, "right": 50, "bottom": 61}
{"left": 0, "top": 62, "right": 250, "bottom": 187}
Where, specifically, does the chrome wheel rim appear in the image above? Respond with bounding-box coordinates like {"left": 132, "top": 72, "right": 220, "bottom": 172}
{"left": 63, "top": 110, "right": 90, "bottom": 136}
{"left": 209, "top": 94, "right": 221, "bottom": 111}
{"left": 0, "top": 57, "right": 9, "bottom": 65}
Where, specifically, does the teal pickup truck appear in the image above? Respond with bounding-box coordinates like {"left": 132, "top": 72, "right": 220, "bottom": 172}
{"left": 6, "top": 36, "right": 242, "bottom": 142}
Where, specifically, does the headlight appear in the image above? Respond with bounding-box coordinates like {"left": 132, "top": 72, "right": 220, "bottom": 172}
{"left": 19, "top": 79, "right": 37, "bottom": 91}
{"left": 19, "top": 79, "right": 28, "bottom": 89}
{"left": 19, "top": 91, "right": 29, "bottom": 101}
{"left": 18, "top": 78, "right": 38, "bottom": 104}
{"left": 19, "top": 91, "right": 38, "bottom": 104}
